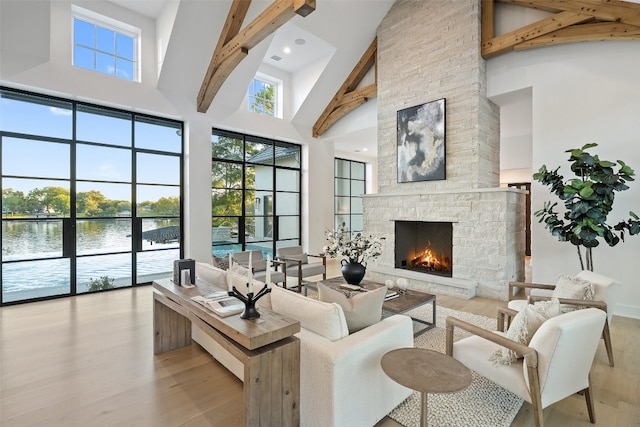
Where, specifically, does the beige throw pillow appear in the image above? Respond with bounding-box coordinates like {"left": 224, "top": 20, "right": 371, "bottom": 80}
{"left": 270, "top": 285, "right": 349, "bottom": 341}
{"left": 489, "top": 298, "right": 561, "bottom": 365}
{"left": 317, "top": 283, "right": 387, "bottom": 333}
{"left": 553, "top": 274, "right": 595, "bottom": 300}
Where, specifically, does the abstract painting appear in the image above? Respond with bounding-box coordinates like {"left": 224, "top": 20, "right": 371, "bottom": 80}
{"left": 397, "top": 98, "right": 446, "bottom": 182}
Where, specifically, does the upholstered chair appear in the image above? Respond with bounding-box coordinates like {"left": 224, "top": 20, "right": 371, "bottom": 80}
{"left": 231, "top": 250, "right": 286, "bottom": 287}
{"left": 277, "top": 246, "right": 326, "bottom": 294}
{"left": 446, "top": 308, "right": 606, "bottom": 427}
{"left": 507, "top": 270, "right": 620, "bottom": 366}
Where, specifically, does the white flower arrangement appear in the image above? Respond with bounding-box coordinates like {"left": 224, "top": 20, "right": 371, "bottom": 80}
{"left": 322, "top": 222, "right": 385, "bottom": 264}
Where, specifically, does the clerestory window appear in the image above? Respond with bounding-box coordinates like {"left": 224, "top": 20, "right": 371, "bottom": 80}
{"left": 247, "top": 73, "right": 282, "bottom": 118}
{"left": 72, "top": 6, "right": 140, "bottom": 82}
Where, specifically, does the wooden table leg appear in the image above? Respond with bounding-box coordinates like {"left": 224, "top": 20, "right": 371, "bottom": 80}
{"left": 421, "top": 391, "right": 428, "bottom": 427}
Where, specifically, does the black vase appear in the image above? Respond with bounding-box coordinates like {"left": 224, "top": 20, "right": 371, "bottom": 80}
{"left": 341, "top": 259, "right": 367, "bottom": 285}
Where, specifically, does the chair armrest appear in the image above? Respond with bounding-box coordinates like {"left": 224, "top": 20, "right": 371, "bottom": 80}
{"left": 528, "top": 296, "right": 608, "bottom": 312}
{"left": 307, "top": 253, "right": 327, "bottom": 266}
{"left": 271, "top": 259, "right": 287, "bottom": 271}
{"left": 496, "top": 306, "right": 519, "bottom": 332}
{"left": 277, "top": 256, "right": 302, "bottom": 266}
{"left": 445, "top": 316, "right": 538, "bottom": 368}
{"left": 508, "top": 281, "right": 556, "bottom": 301}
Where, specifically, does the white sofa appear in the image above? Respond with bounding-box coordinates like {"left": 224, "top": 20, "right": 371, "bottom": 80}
{"left": 193, "top": 262, "right": 414, "bottom": 427}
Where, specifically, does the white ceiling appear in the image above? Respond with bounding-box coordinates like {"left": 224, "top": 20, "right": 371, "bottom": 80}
{"left": 106, "top": 0, "right": 390, "bottom": 156}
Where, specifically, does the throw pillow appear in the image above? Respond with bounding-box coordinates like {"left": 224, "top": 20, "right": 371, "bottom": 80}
{"left": 317, "top": 283, "right": 387, "bottom": 333}
{"left": 489, "top": 298, "right": 561, "bottom": 365}
{"left": 553, "top": 273, "right": 595, "bottom": 300}
{"left": 211, "top": 255, "right": 230, "bottom": 270}
{"left": 270, "top": 285, "right": 349, "bottom": 341}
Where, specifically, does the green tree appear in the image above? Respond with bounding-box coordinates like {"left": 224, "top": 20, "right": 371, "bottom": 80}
{"left": 77, "top": 190, "right": 107, "bottom": 217}
{"left": 153, "top": 196, "right": 180, "bottom": 215}
{"left": 2, "top": 188, "right": 26, "bottom": 216}
{"left": 534, "top": 143, "right": 640, "bottom": 270}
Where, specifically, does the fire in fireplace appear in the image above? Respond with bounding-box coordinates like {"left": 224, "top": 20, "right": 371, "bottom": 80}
{"left": 395, "top": 221, "right": 453, "bottom": 277}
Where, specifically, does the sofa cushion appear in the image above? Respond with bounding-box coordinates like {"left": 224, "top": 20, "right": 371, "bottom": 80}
{"left": 489, "top": 298, "right": 560, "bottom": 365}
{"left": 196, "top": 262, "right": 227, "bottom": 288}
{"left": 211, "top": 255, "right": 230, "bottom": 270}
{"left": 317, "top": 283, "right": 387, "bottom": 333}
{"left": 270, "top": 285, "right": 349, "bottom": 341}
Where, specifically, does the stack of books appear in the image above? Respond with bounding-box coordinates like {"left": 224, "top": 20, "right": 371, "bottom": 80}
{"left": 191, "top": 291, "right": 244, "bottom": 317}
{"left": 384, "top": 289, "right": 399, "bottom": 301}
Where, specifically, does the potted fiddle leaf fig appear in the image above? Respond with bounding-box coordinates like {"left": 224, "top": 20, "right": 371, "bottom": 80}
{"left": 533, "top": 143, "right": 640, "bottom": 271}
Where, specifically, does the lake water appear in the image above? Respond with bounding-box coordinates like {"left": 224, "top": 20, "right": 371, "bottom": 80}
{"left": 2, "top": 218, "right": 179, "bottom": 303}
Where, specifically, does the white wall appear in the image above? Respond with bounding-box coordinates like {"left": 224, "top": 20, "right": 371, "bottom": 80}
{"left": 487, "top": 41, "right": 640, "bottom": 318}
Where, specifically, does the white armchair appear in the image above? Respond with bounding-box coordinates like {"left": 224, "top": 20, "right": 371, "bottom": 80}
{"left": 446, "top": 307, "right": 606, "bottom": 427}
{"left": 507, "top": 270, "right": 620, "bottom": 366}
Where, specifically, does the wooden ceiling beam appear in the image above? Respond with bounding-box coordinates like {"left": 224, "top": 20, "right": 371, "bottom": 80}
{"left": 482, "top": 0, "right": 640, "bottom": 58}
{"left": 197, "top": 0, "right": 316, "bottom": 113}
{"left": 313, "top": 38, "right": 377, "bottom": 138}
{"left": 514, "top": 21, "right": 640, "bottom": 50}
{"left": 197, "top": 0, "right": 251, "bottom": 113}
{"left": 482, "top": 11, "right": 592, "bottom": 58}
{"left": 498, "top": 0, "right": 640, "bottom": 26}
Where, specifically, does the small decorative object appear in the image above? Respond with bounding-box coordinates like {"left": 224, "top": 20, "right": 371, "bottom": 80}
{"left": 340, "top": 259, "right": 367, "bottom": 285}
{"left": 385, "top": 279, "right": 395, "bottom": 290}
{"left": 323, "top": 222, "right": 385, "bottom": 286}
{"left": 397, "top": 98, "right": 446, "bottom": 183}
{"left": 173, "top": 259, "right": 195, "bottom": 285}
{"left": 227, "top": 284, "right": 271, "bottom": 320}
{"left": 397, "top": 278, "right": 409, "bottom": 293}
{"left": 226, "top": 251, "right": 271, "bottom": 320}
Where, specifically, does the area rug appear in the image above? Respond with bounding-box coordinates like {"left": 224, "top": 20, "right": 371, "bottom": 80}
{"left": 387, "top": 304, "right": 524, "bottom": 427}
{"left": 304, "top": 286, "right": 523, "bottom": 426}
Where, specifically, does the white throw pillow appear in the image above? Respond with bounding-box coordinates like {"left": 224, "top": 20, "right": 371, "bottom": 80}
{"left": 270, "top": 285, "right": 349, "bottom": 341}
{"left": 317, "top": 283, "right": 387, "bottom": 333}
{"left": 553, "top": 273, "right": 595, "bottom": 300}
{"left": 489, "top": 298, "right": 561, "bottom": 365}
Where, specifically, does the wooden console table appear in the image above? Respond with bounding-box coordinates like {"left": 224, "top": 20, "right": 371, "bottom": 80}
{"left": 152, "top": 278, "right": 301, "bottom": 427}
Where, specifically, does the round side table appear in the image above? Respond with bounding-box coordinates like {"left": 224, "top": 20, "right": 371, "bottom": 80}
{"left": 381, "top": 347, "right": 472, "bottom": 427}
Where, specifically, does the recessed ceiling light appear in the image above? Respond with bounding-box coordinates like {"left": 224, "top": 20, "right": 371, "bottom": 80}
{"left": 284, "top": 46, "right": 291, "bottom": 54}
{"left": 363, "top": 148, "right": 368, "bottom": 152}
{"left": 295, "top": 38, "right": 306, "bottom": 45}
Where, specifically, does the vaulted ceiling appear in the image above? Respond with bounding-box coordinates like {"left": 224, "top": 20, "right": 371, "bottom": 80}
{"left": 109, "top": 0, "right": 640, "bottom": 155}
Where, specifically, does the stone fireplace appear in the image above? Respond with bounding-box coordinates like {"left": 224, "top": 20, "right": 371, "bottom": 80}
{"left": 362, "top": 0, "right": 526, "bottom": 300}
{"left": 395, "top": 221, "right": 452, "bottom": 277}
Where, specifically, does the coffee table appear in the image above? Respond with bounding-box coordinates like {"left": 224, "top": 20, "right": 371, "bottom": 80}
{"left": 381, "top": 348, "right": 472, "bottom": 427}
{"left": 314, "top": 277, "right": 437, "bottom": 335}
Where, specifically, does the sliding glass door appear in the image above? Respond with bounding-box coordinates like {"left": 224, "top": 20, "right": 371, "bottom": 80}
{"left": 0, "top": 87, "right": 183, "bottom": 305}
{"left": 211, "top": 129, "right": 301, "bottom": 260}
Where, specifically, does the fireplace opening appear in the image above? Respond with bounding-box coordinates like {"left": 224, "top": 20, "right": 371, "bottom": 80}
{"left": 395, "top": 221, "right": 453, "bottom": 277}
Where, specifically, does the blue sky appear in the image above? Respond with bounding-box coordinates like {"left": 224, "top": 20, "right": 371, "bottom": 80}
{"left": 1, "top": 94, "right": 181, "bottom": 202}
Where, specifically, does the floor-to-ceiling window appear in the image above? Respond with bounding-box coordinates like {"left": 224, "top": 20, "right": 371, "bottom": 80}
{"left": 211, "top": 129, "right": 300, "bottom": 259}
{"left": 334, "top": 158, "right": 366, "bottom": 236}
{"left": 0, "top": 87, "right": 183, "bottom": 305}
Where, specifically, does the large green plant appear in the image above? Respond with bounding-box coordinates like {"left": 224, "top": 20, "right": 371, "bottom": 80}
{"left": 533, "top": 143, "right": 640, "bottom": 271}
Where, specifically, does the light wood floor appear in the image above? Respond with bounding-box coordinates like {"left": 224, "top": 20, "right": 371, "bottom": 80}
{"left": 1, "top": 262, "right": 639, "bottom": 426}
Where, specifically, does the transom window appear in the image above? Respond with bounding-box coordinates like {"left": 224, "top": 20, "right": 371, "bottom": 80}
{"left": 247, "top": 74, "right": 282, "bottom": 118}
{"left": 72, "top": 6, "right": 139, "bottom": 81}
